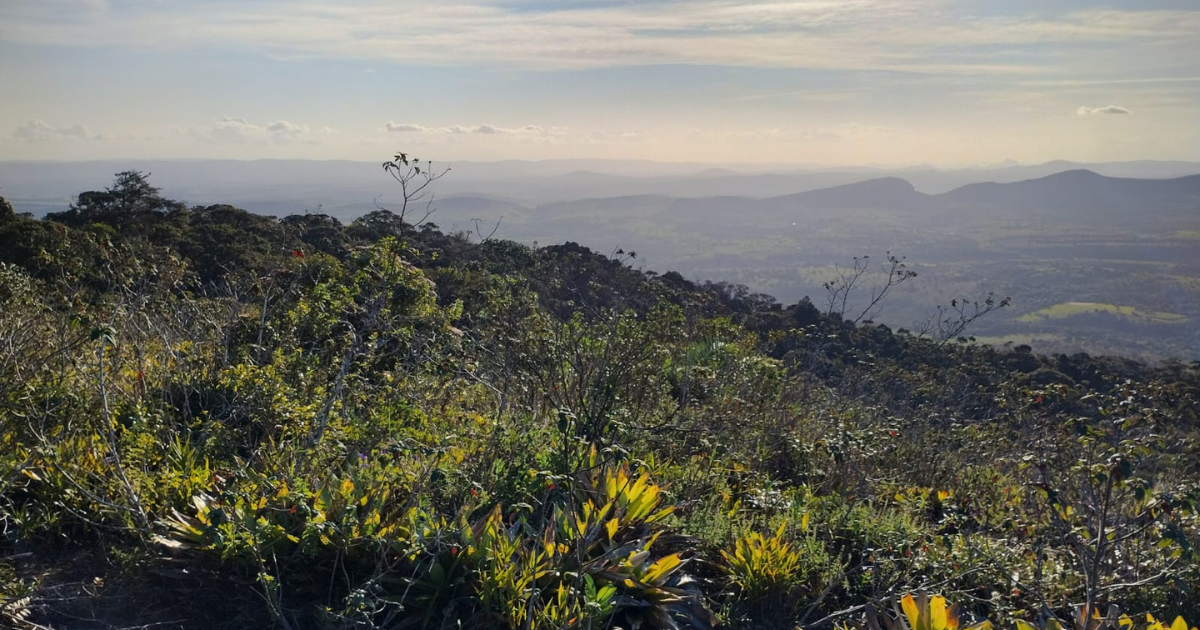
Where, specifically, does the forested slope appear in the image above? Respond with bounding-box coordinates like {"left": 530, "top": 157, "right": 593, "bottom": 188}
{"left": 0, "top": 170, "right": 1198, "bottom": 629}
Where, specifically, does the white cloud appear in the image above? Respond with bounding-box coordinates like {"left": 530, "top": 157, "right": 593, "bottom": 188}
{"left": 193, "top": 117, "right": 324, "bottom": 144}
{"left": 268, "top": 120, "right": 309, "bottom": 135}
{"left": 387, "top": 122, "right": 547, "bottom": 135}
{"left": 385, "top": 122, "right": 433, "bottom": 132}
{"left": 1077, "top": 105, "right": 1132, "bottom": 116}
{"left": 12, "top": 119, "right": 102, "bottom": 142}
{"left": 206, "top": 117, "right": 260, "bottom": 144}
{"left": 445, "top": 124, "right": 510, "bottom": 134}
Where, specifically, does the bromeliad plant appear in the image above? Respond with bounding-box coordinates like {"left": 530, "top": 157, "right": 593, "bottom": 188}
{"left": 550, "top": 455, "right": 715, "bottom": 629}
{"left": 720, "top": 522, "right": 805, "bottom": 602}
{"left": 441, "top": 455, "right": 715, "bottom": 630}
{"left": 163, "top": 453, "right": 424, "bottom": 560}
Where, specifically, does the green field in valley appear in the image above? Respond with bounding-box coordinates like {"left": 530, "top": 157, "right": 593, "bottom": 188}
{"left": 1016, "top": 301, "right": 1189, "bottom": 324}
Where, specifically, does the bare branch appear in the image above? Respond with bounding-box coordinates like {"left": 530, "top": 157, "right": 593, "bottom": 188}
{"left": 379, "top": 152, "right": 451, "bottom": 237}
{"left": 916, "top": 292, "right": 1012, "bottom": 346}
{"left": 823, "top": 253, "right": 917, "bottom": 323}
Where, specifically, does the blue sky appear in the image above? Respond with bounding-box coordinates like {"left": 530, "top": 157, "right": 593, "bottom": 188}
{"left": 1, "top": 0, "right": 1197, "bottom": 165}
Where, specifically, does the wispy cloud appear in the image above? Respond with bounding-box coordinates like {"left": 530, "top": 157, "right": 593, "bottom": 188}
{"left": 1077, "top": 105, "right": 1132, "bottom": 115}
{"left": 12, "top": 119, "right": 102, "bottom": 142}
{"left": 1024, "top": 76, "right": 1200, "bottom": 87}
{"left": 1, "top": 1, "right": 1196, "bottom": 73}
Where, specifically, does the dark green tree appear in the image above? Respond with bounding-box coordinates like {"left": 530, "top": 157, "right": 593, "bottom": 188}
{"left": 46, "top": 170, "right": 185, "bottom": 232}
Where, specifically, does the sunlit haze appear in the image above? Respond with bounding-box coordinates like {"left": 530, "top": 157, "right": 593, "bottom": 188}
{"left": 3, "top": 0, "right": 1199, "bottom": 166}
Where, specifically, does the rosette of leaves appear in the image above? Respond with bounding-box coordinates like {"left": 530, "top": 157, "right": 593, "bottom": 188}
{"left": 446, "top": 456, "right": 715, "bottom": 630}
{"left": 720, "top": 522, "right": 805, "bottom": 602}
{"left": 161, "top": 457, "right": 421, "bottom": 560}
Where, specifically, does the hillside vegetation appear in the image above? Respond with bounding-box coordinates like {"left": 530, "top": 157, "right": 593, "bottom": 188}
{"left": 0, "top": 166, "right": 1198, "bottom": 630}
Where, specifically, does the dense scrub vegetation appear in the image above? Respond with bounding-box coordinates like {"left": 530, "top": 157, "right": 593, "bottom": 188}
{"left": 0, "top": 167, "right": 1198, "bottom": 629}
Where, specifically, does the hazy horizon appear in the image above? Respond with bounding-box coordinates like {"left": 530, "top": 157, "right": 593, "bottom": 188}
{"left": 3, "top": 1, "right": 1199, "bottom": 166}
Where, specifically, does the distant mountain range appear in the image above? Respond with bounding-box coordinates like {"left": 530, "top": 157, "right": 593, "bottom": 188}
{"left": 937, "top": 170, "right": 1200, "bottom": 215}
{"left": 422, "top": 169, "right": 1200, "bottom": 232}
{"left": 2, "top": 158, "right": 1199, "bottom": 218}
{"left": 753, "top": 170, "right": 1200, "bottom": 215}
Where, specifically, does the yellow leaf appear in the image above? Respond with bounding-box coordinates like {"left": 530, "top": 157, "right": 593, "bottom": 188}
{"left": 946, "top": 604, "right": 962, "bottom": 630}
{"left": 1015, "top": 620, "right": 1038, "bottom": 630}
{"left": 642, "top": 553, "right": 683, "bottom": 584}
{"left": 901, "top": 594, "right": 921, "bottom": 630}
{"left": 1171, "top": 618, "right": 1189, "bottom": 630}
{"left": 629, "top": 474, "right": 650, "bottom": 503}
{"left": 594, "top": 501, "right": 612, "bottom": 524}
{"left": 801, "top": 512, "right": 810, "bottom": 531}
{"left": 929, "top": 596, "right": 949, "bottom": 630}
{"left": 605, "top": 517, "right": 619, "bottom": 541}
{"left": 20, "top": 468, "right": 41, "bottom": 481}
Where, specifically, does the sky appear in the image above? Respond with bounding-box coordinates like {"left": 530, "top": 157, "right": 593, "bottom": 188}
{"left": 1, "top": 0, "right": 1198, "bottom": 167}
